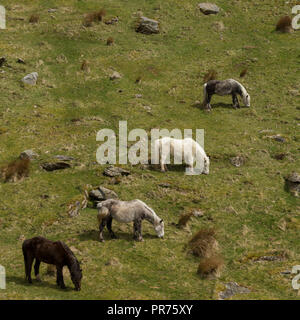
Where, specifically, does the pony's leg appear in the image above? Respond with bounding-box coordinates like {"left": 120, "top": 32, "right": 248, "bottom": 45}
{"left": 107, "top": 217, "right": 117, "bottom": 239}
{"left": 56, "top": 266, "right": 66, "bottom": 289}
{"left": 232, "top": 94, "right": 240, "bottom": 108}
{"left": 26, "top": 256, "right": 34, "bottom": 284}
{"left": 133, "top": 219, "right": 143, "bottom": 241}
{"left": 34, "top": 259, "right": 41, "bottom": 281}
{"left": 99, "top": 218, "right": 107, "bottom": 242}
{"left": 205, "top": 94, "right": 212, "bottom": 110}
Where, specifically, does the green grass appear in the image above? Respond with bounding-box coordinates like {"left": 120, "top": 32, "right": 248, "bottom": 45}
{"left": 0, "top": 0, "right": 299, "bottom": 300}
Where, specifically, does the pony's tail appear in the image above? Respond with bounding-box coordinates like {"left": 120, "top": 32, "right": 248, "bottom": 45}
{"left": 22, "top": 240, "right": 29, "bottom": 279}
{"left": 97, "top": 205, "right": 109, "bottom": 225}
{"left": 203, "top": 83, "right": 208, "bottom": 106}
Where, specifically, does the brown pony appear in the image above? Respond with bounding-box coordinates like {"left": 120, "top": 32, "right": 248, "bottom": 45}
{"left": 22, "top": 237, "right": 82, "bottom": 291}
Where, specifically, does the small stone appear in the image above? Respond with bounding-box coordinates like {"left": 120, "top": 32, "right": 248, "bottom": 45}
{"left": 20, "top": 149, "right": 38, "bottom": 160}
{"left": 193, "top": 210, "right": 204, "bottom": 217}
{"left": 48, "top": 9, "right": 57, "bottom": 13}
{"left": 192, "top": 100, "right": 202, "bottom": 108}
{"left": 18, "top": 235, "right": 26, "bottom": 242}
{"left": 105, "top": 17, "right": 119, "bottom": 25}
{"left": 219, "top": 282, "right": 251, "bottom": 300}
{"left": 135, "top": 94, "right": 143, "bottom": 98}
{"left": 22, "top": 72, "right": 38, "bottom": 85}
{"left": 198, "top": 3, "right": 220, "bottom": 15}
{"left": 17, "top": 58, "right": 25, "bottom": 64}
{"left": 110, "top": 71, "right": 122, "bottom": 80}
{"left": 54, "top": 155, "right": 74, "bottom": 161}
{"left": 281, "top": 270, "right": 291, "bottom": 275}
{"left": 105, "top": 257, "right": 121, "bottom": 267}
{"left": 136, "top": 16, "right": 159, "bottom": 34}
{"left": 230, "top": 156, "right": 245, "bottom": 167}
{"left": 158, "top": 183, "right": 172, "bottom": 188}
{"left": 212, "top": 21, "right": 225, "bottom": 31}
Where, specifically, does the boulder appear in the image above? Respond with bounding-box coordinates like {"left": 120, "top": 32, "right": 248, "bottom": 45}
{"left": 103, "top": 165, "right": 130, "bottom": 177}
{"left": 198, "top": 3, "right": 220, "bottom": 15}
{"left": 136, "top": 16, "right": 159, "bottom": 34}
{"left": 41, "top": 162, "right": 71, "bottom": 171}
{"left": 89, "top": 186, "right": 118, "bottom": 204}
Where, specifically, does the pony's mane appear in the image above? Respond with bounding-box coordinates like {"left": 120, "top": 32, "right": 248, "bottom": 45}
{"left": 59, "top": 241, "right": 79, "bottom": 269}
{"left": 230, "top": 79, "right": 247, "bottom": 97}
{"left": 136, "top": 199, "right": 159, "bottom": 223}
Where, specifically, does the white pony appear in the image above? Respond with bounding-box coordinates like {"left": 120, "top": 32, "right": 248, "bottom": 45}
{"left": 154, "top": 137, "right": 210, "bottom": 174}
{"left": 97, "top": 199, "right": 164, "bottom": 242}
{"left": 203, "top": 79, "right": 250, "bottom": 110}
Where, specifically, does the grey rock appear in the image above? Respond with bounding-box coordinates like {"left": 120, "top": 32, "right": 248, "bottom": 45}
{"left": 219, "top": 282, "right": 251, "bottom": 300}
{"left": 103, "top": 165, "right": 130, "bottom": 177}
{"left": 254, "top": 255, "right": 285, "bottom": 262}
{"left": 54, "top": 155, "right": 74, "bottom": 161}
{"left": 136, "top": 16, "right": 159, "bottom": 34}
{"left": 198, "top": 3, "right": 220, "bottom": 15}
{"left": 20, "top": 149, "right": 38, "bottom": 160}
{"left": 41, "top": 162, "right": 71, "bottom": 171}
{"left": 110, "top": 71, "right": 122, "bottom": 80}
{"left": 193, "top": 210, "right": 204, "bottom": 217}
{"left": 89, "top": 186, "right": 118, "bottom": 203}
{"left": 22, "top": 72, "right": 38, "bottom": 85}
{"left": 230, "top": 156, "right": 245, "bottom": 167}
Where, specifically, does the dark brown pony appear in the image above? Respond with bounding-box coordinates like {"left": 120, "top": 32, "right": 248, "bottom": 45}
{"left": 22, "top": 237, "right": 82, "bottom": 291}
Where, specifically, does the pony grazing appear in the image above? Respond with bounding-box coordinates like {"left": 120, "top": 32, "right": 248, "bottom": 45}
{"left": 97, "top": 199, "right": 164, "bottom": 242}
{"left": 22, "top": 237, "right": 82, "bottom": 291}
{"left": 203, "top": 79, "right": 250, "bottom": 110}
{"left": 154, "top": 137, "right": 210, "bottom": 175}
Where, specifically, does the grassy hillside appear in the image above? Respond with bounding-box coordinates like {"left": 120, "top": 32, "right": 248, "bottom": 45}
{"left": 0, "top": 0, "right": 299, "bottom": 299}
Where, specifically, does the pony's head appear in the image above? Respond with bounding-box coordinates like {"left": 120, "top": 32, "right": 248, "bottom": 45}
{"left": 242, "top": 93, "right": 250, "bottom": 107}
{"left": 203, "top": 156, "right": 210, "bottom": 174}
{"left": 70, "top": 259, "right": 82, "bottom": 291}
{"left": 154, "top": 219, "right": 164, "bottom": 238}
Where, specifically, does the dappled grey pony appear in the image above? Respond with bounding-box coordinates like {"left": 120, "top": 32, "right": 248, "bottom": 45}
{"left": 97, "top": 199, "right": 164, "bottom": 242}
{"left": 203, "top": 79, "right": 250, "bottom": 110}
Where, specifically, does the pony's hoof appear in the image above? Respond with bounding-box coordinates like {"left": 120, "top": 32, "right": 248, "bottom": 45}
{"left": 99, "top": 239, "right": 105, "bottom": 242}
